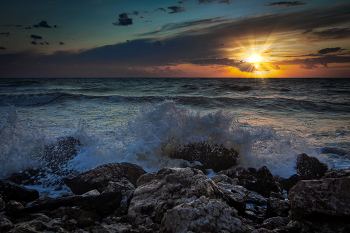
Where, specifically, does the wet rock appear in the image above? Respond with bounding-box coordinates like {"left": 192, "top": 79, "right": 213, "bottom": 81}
{"left": 295, "top": 153, "right": 328, "bottom": 180}
{"left": 319, "top": 146, "right": 349, "bottom": 156}
{"left": 128, "top": 167, "right": 222, "bottom": 225}
{"left": 211, "top": 174, "right": 239, "bottom": 185}
{"left": 246, "top": 191, "right": 268, "bottom": 206}
{"left": 64, "top": 162, "right": 146, "bottom": 195}
{"left": 289, "top": 176, "right": 350, "bottom": 220}
{"left": 0, "top": 216, "right": 14, "bottom": 232}
{"left": 5, "top": 200, "right": 24, "bottom": 212}
{"left": 0, "top": 194, "right": 5, "bottom": 211}
{"left": 168, "top": 142, "right": 239, "bottom": 172}
{"left": 77, "top": 210, "right": 102, "bottom": 228}
{"left": 8, "top": 219, "right": 47, "bottom": 233}
{"left": 276, "top": 174, "right": 302, "bottom": 192}
{"left": 0, "top": 180, "right": 39, "bottom": 202}
{"left": 285, "top": 218, "right": 350, "bottom": 233}
{"left": 266, "top": 198, "right": 290, "bottom": 218}
{"left": 92, "top": 223, "right": 133, "bottom": 233}
{"left": 219, "top": 166, "right": 281, "bottom": 198}
{"left": 269, "top": 191, "right": 285, "bottom": 200}
{"left": 260, "top": 217, "right": 288, "bottom": 230}
{"left": 216, "top": 182, "right": 247, "bottom": 215}
{"left": 323, "top": 167, "right": 350, "bottom": 178}
{"left": 161, "top": 196, "right": 253, "bottom": 233}
{"left": 244, "top": 204, "right": 266, "bottom": 223}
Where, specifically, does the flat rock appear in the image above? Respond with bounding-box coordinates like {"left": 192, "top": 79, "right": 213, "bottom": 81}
{"left": 128, "top": 167, "right": 223, "bottom": 225}
{"left": 289, "top": 176, "right": 350, "bottom": 220}
{"left": 64, "top": 162, "right": 146, "bottom": 195}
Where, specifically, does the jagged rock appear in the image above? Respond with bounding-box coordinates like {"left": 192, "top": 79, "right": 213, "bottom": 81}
{"left": 77, "top": 210, "right": 102, "bottom": 228}
{"left": 0, "top": 180, "right": 39, "bottom": 202}
{"left": 261, "top": 217, "right": 289, "bottom": 230}
{"left": 246, "top": 191, "right": 268, "bottom": 206}
{"left": 244, "top": 204, "right": 266, "bottom": 222}
{"left": 8, "top": 220, "right": 47, "bottom": 233}
{"left": 0, "top": 194, "right": 5, "bottom": 211}
{"left": 92, "top": 223, "right": 133, "bottom": 233}
{"left": 0, "top": 216, "right": 14, "bottom": 232}
{"left": 323, "top": 168, "right": 350, "bottom": 178}
{"left": 168, "top": 142, "right": 239, "bottom": 172}
{"left": 7, "top": 192, "right": 123, "bottom": 217}
{"left": 5, "top": 200, "right": 24, "bottom": 212}
{"left": 64, "top": 162, "right": 146, "bottom": 195}
{"left": 269, "top": 192, "right": 285, "bottom": 200}
{"left": 277, "top": 174, "right": 302, "bottom": 192}
{"left": 161, "top": 196, "right": 254, "bottom": 233}
{"left": 289, "top": 176, "right": 350, "bottom": 220}
{"left": 82, "top": 189, "right": 100, "bottom": 197}
{"left": 285, "top": 218, "right": 350, "bottom": 233}
{"left": 216, "top": 182, "right": 247, "bottom": 215}
{"left": 219, "top": 166, "right": 281, "bottom": 198}
{"left": 128, "top": 167, "right": 223, "bottom": 225}
{"left": 266, "top": 198, "right": 290, "bottom": 218}
{"left": 211, "top": 174, "right": 239, "bottom": 185}
{"left": 295, "top": 153, "right": 328, "bottom": 180}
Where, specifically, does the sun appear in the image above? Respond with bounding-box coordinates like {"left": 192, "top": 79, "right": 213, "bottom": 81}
{"left": 246, "top": 54, "right": 263, "bottom": 63}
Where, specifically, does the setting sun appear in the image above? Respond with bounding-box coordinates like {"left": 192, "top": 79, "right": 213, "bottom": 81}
{"left": 247, "top": 54, "right": 263, "bottom": 63}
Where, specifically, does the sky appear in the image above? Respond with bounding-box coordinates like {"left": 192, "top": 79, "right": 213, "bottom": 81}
{"left": 0, "top": 0, "right": 350, "bottom": 78}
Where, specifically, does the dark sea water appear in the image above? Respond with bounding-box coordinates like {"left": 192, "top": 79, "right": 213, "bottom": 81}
{"left": 0, "top": 78, "right": 349, "bottom": 196}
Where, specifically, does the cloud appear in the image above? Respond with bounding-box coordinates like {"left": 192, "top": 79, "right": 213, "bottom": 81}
{"left": 59, "top": 42, "right": 65, "bottom": 45}
{"left": 178, "top": 0, "right": 187, "bottom": 4}
{"left": 197, "top": 0, "right": 231, "bottom": 4}
{"left": 318, "top": 47, "right": 345, "bottom": 55}
{"left": 33, "top": 20, "right": 52, "bottom": 28}
{"left": 152, "top": 41, "right": 165, "bottom": 46}
{"left": 263, "top": 1, "right": 307, "bottom": 7}
{"left": 303, "top": 28, "right": 350, "bottom": 42}
{"left": 167, "top": 6, "right": 185, "bottom": 14}
{"left": 132, "top": 11, "right": 139, "bottom": 15}
{"left": 113, "top": 13, "right": 133, "bottom": 26}
{"left": 0, "top": 32, "right": 10, "bottom": 36}
{"left": 0, "top": 47, "right": 6, "bottom": 50}
{"left": 30, "top": 34, "right": 42, "bottom": 40}
{"left": 155, "top": 7, "right": 166, "bottom": 12}
{"left": 31, "top": 41, "right": 38, "bottom": 45}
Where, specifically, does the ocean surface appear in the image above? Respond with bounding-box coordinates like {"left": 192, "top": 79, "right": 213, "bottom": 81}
{"left": 0, "top": 78, "right": 349, "bottom": 196}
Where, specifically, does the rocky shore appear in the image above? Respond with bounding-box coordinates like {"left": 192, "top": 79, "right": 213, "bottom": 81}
{"left": 1, "top": 152, "right": 350, "bottom": 232}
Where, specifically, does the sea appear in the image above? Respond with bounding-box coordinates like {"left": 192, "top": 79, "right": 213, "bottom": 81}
{"left": 0, "top": 78, "right": 349, "bottom": 196}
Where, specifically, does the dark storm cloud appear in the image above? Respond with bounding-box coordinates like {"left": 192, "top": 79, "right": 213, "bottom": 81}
{"left": 33, "top": 20, "right": 52, "bottom": 28}
{"left": 0, "top": 32, "right": 10, "bottom": 36}
{"left": 155, "top": 7, "right": 166, "bottom": 12}
{"left": 59, "top": 42, "right": 65, "bottom": 45}
{"left": 167, "top": 6, "right": 185, "bottom": 14}
{"left": 0, "top": 47, "right": 6, "bottom": 50}
{"left": 31, "top": 41, "right": 38, "bottom": 45}
{"left": 303, "top": 28, "right": 350, "bottom": 42}
{"left": 197, "top": 0, "right": 231, "bottom": 4}
{"left": 187, "top": 58, "right": 259, "bottom": 72}
{"left": 113, "top": 13, "right": 133, "bottom": 26}
{"left": 263, "top": 1, "right": 307, "bottom": 7}
{"left": 141, "top": 17, "right": 225, "bottom": 36}
{"left": 318, "top": 47, "right": 345, "bottom": 55}
{"left": 30, "top": 34, "right": 42, "bottom": 40}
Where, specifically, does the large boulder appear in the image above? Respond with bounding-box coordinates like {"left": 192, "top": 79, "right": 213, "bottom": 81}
{"left": 169, "top": 142, "right": 239, "bottom": 172}
{"left": 276, "top": 174, "right": 302, "bottom": 192}
{"left": 0, "top": 180, "right": 39, "bottom": 203}
{"left": 161, "top": 196, "right": 255, "bottom": 233}
{"left": 289, "top": 176, "right": 350, "bottom": 220}
{"left": 219, "top": 166, "right": 281, "bottom": 198}
{"left": 295, "top": 153, "right": 328, "bottom": 180}
{"left": 64, "top": 162, "right": 146, "bottom": 195}
{"left": 127, "top": 167, "right": 223, "bottom": 225}
{"left": 266, "top": 197, "right": 290, "bottom": 218}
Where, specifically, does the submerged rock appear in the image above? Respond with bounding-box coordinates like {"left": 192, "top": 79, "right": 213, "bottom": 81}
{"left": 161, "top": 196, "right": 254, "bottom": 233}
{"left": 169, "top": 142, "right": 239, "bottom": 172}
{"left": 289, "top": 176, "right": 350, "bottom": 220}
{"left": 295, "top": 153, "right": 328, "bottom": 180}
{"left": 0, "top": 180, "right": 39, "bottom": 203}
{"left": 128, "top": 167, "right": 223, "bottom": 225}
{"left": 64, "top": 162, "right": 146, "bottom": 195}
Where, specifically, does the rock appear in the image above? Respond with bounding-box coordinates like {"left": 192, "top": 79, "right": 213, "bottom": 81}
{"left": 168, "top": 142, "right": 239, "bottom": 172}
{"left": 128, "top": 167, "right": 223, "bottom": 225}
{"left": 0, "top": 216, "right": 14, "bottom": 232}
{"left": 245, "top": 204, "right": 266, "bottom": 222}
{"left": 246, "top": 191, "right": 268, "bottom": 206}
{"left": 211, "top": 174, "right": 239, "bottom": 185}
{"left": 8, "top": 220, "right": 47, "bottom": 233}
{"left": 269, "top": 192, "right": 285, "bottom": 200}
{"left": 5, "top": 200, "right": 24, "bottom": 212}
{"left": 77, "top": 210, "right": 102, "bottom": 228}
{"left": 323, "top": 168, "right": 350, "bottom": 179}
{"left": 277, "top": 174, "right": 302, "bottom": 192}
{"left": 219, "top": 166, "right": 281, "bottom": 198}
{"left": 161, "top": 196, "right": 253, "bottom": 233}
{"left": 92, "top": 223, "right": 133, "bottom": 233}
{"left": 266, "top": 198, "right": 290, "bottom": 218}
{"left": 289, "top": 176, "right": 350, "bottom": 220}
{"left": 319, "top": 146, "right": 349, "bottom": 156}
{"left": 0, "top": 180, "right": 39, "bottom": 202}
{"left": 216, "top": 182, "right": 247, "bottom": 215}
{"left": 7, "top": 192, "right": 123, "bottom": 217}
{"left": 64, "top": 162, "right": 146, "bottom": 195}
{"left": 286, "top": 218, "right": 350, "bottom": 233}
{"left": 295, "top": 153, "right": 328, "bottom": 180}
{"left": 0, "top": 194, "right": 5, "bottom": 211}
{"left": 260, "top": 217, "right": 289, "bottom": 230}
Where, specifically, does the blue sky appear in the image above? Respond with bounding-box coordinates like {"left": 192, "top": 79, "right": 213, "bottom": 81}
{"left": 1, "top": 0, "right": 350, "bottom": 77}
